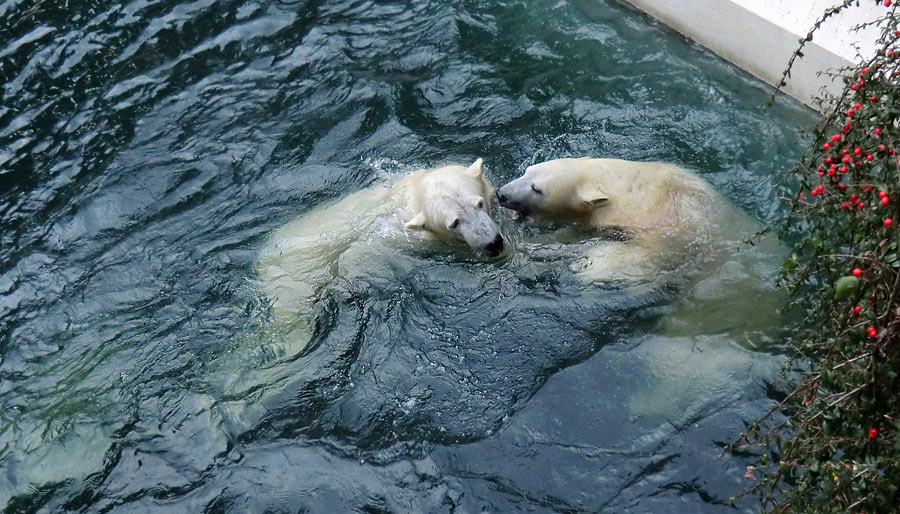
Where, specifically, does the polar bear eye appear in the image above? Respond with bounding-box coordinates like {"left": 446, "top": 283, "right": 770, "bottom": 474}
{"left": 476, "top": 199, "right": 484, "bottom": 209}
{"left": 449, "top": 218, "right": 460, "bottom": 230}
{"left": 531, "top": 184, "right": 543, "bottom": 195}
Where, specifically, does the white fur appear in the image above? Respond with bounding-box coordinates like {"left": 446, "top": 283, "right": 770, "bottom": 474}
{"left": 498, "top": 158, "right": 755, "bottom": 282}
{"left": 255, "top": 159, "right": 497, "bottom": 352}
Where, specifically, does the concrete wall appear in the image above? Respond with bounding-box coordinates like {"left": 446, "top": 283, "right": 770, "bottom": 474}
{"left": 621, "top": 0, "right": 885, "bottom": 110}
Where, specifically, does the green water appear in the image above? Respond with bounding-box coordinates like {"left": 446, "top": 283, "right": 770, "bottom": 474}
{"left": 0, "top": 0, "right": 816, "bottom": 511}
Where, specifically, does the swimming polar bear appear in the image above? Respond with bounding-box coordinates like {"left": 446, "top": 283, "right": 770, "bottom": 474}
{"left": 496, "top": 157, "right": 761, "bottom": 283}
{"left": 497, "top": 157, "right": 789, "bottom": 343}
{"left": 496, "top": 158, "right": 790, "bottom": 427}
{"left": 256, "top": 158, "right": 504, "bottom": 352}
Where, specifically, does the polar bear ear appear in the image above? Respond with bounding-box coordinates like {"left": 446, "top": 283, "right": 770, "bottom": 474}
{"left": 404, "top": 211, "right": 428, "bottom": 230}
{"left": 464, "top": 158, "right": 484, "bottom": 178}
{"left": 577, "top": 183, "right": 609, "bottom": 207}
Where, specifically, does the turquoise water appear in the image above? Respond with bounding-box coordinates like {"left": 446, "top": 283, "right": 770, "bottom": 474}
{"left": 1, "top": 0, "right": 816, "bottom": 512}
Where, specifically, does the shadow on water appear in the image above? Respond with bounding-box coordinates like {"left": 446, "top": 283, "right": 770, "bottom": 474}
{"left": 1, "top": 0, "right": 815, "bottom": 511}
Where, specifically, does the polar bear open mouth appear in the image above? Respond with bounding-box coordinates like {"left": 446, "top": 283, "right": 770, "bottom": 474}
{"left": 498, "top": 197, "right": 531, "bottom": 220}
{"left": 512, "top": 209, "right": 530, "bottom": 221}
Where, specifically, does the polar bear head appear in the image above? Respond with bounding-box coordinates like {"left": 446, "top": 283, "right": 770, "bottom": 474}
{"left": 404, "top": 158, "right": 505, "bottom": 257}
{"left": 495, "top": 158, "right": 609, "bottom": 222}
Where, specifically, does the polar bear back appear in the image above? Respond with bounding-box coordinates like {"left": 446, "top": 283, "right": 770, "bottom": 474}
{"left": 566, "top": 158, "right": 721, "bottom": 234}
{"left": 256, "top": 185, "right": 394, "bottom": 318}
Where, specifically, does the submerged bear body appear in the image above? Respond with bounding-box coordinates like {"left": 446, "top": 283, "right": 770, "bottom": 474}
{"left": 256, "top": 159, "right": 502, "bottom": 351}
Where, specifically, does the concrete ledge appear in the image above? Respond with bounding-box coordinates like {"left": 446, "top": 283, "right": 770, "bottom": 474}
{"left": 621, "top": 0, "right": 883, "bottom": 109}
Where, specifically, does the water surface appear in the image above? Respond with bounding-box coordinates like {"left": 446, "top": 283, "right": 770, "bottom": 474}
{"left": 1, "top": 0, "right": 816, "bottom": 511}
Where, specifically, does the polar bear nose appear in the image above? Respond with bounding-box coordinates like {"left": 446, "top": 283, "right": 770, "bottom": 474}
{"left": 496, "top": 190, "right": 508, "bottom": 205}
{"left": 485, "top": 234, "right": 504, "bottom": 257}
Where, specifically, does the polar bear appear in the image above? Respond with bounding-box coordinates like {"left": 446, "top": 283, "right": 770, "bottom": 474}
{"left": 496, "top": 157, "right": 749, "bottom": 283}
{"left": 256, "top": 158, "right": 503, "bottom": 352}
{"left": 496, "top": 156, "right": 790, "bottom": 343}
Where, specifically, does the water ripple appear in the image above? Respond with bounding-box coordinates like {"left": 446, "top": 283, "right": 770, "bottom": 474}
{"left": 1, "top": 0, "right": 814, "bottom": 511}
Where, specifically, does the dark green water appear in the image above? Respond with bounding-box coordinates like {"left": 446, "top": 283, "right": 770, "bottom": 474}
{"left": 1, "top": 0, "right": 816, "bottom": 512}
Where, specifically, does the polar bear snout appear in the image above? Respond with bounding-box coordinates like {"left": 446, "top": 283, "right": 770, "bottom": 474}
{"left": 496, "top": 179, "right": 532, "bottom": 216}
{"left": 458, "top": 208, "right": 505, "bottom": 257}
{"left": 485, "top": 234, "right": 504, "bottom": 257}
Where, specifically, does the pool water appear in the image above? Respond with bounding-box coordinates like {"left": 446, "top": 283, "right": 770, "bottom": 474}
{"left": 1, "top": 0, "right": 816, "bottom": 511}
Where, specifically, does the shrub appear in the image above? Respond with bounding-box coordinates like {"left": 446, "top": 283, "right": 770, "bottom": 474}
{"left": 729, "top": 2, "right": 900, "bottom": 512}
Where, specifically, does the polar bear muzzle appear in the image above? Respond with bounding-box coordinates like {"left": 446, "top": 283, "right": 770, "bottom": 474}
{"left": 458, "top": 207, "right": 504, "bottom": 257}
{"left": 406, "top": 201, "right": 504, "bottom": 256}
{"left": 496, "top": 176, "right": 540, "bottom": 217}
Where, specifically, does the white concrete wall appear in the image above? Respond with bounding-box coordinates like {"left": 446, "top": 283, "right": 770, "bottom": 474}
{"left": 621, "top": 0, "right": 885, "bottom": 109}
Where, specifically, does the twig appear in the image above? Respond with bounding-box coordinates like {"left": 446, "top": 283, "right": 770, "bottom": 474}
{"left": 832, "top": 352, "right": 871, "bottom": 370}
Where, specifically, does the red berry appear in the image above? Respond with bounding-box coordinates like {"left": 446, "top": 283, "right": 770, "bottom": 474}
{"left": 882, "top": 197, "right": 889, "bottom": 205}
{"left": 851, "top": 194, "right": 859, "bottom": 201}
{"left": 823, "top": 142, "right": 832, "bottom": 150}
{"left": 854, "top": 147, "right": 863, "bottom": 155}
{"left": 880, "top": 144, "right": 887, "bottom": 151}
{"left": 840, "top": 184, "right": 847, "bottom": 190}
{"left": 870, "top": 427, "right": 878, "bottom": 438}
{"left": 879, "top": 190, "right": 887, "bottom": 198}
{"left": 875, "top": 128, "right": 882, "bottom": 135}
{"left": 811, "top": 189, "right": 818, "bottom": 196}
{"left": 853, "top": 268, "right": 863, "bottom": 277}
{"left": 866, "top": 154, "right": 874, "bottom": 161}
{"left": 854, "top": 305, "right": 862, "bottom": 314}
{"left": 831, "top": 134, "right": 841, "bottom": 142}
{"left": 842, "top": 202, "right": 849, "bottom": 209}
{"left": 826, "top": 157, "right": 834, "bottom": 163}
{"left": 819, "top": 171, "right": 825, "bottom": 177}
{"left": 840, "top": 166, "right": 848, "bottom": 173}
{"left": 859, "top": 80, "right": 865, "bottom": 87}
{"left": 885, "top": 218, "right": 893, "bottom": 227}
{"left": 886, "top": 0, "right": 892, "bottom": 6}
{"left": 828, "top": 168, "right": 836, "bottom": 176}
{"left": 859, "top": 202, "right": 866, "bottom": 209}
{"left": 862, "top": 67, "right": 869, "bottom": 74}
{"left": 848, "top": 109, "right": 855, "bottom": 116}
{"left": 852, "top": 84, "right": 859, "bottom": 91}
{"left": 843, "top": 155, "right": 852, "bottom": 163}
{"left": 871, "top": 96, "right": 879, "bottom": 102}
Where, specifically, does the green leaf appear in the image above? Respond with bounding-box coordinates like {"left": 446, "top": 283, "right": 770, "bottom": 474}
{"left": 834, "top": 276, "right": 860, "bottom": 299}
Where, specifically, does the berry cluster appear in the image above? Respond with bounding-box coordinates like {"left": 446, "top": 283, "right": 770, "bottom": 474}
{"left": 809, "top": 64, "right": 896, "bottom": 231}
